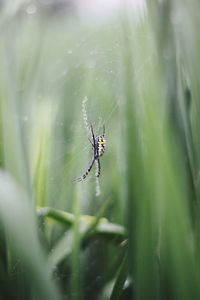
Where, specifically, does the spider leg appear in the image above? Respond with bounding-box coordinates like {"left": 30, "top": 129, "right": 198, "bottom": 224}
{"left": 90, "top": 124, "right": 95, "bottom": 144}
{"left": 96, "top": 158, "right": 101, "bottom": 178}
{"left": 88, "top": 138, "right": 94, "bottom": 148}
{"left": 90, "top": 124, "right": 97, "bottom": 157}
{"left": 75, "top": 158, "right": 95, "bottom": 182}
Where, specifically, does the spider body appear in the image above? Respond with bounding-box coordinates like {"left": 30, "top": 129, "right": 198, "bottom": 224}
{"left": 96, "top": 134, "right": 106, "bottom": 158}
{"left": 76, "top": 124, "right": 106, "bottom": 182}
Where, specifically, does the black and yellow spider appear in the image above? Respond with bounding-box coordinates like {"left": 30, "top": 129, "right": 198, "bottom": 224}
{"left": 76, "top": 124, "right": 106, "bottom": 182}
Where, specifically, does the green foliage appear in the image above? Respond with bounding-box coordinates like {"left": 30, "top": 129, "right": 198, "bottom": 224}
{"left": 0, "top": 1, "right": 200, "bottom": 299}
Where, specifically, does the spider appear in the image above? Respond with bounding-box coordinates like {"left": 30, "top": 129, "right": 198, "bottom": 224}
{"left": 76, "top": 124, "right": 106, "bottom": 182}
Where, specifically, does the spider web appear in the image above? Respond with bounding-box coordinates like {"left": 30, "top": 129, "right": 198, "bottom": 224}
{"left": 40, "top": 8, "right": 152, "bottom": 206}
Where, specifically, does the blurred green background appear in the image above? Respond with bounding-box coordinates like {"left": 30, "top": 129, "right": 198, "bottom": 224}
{"left": 0, "top": 0, "right": 200, "bottom": 299}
